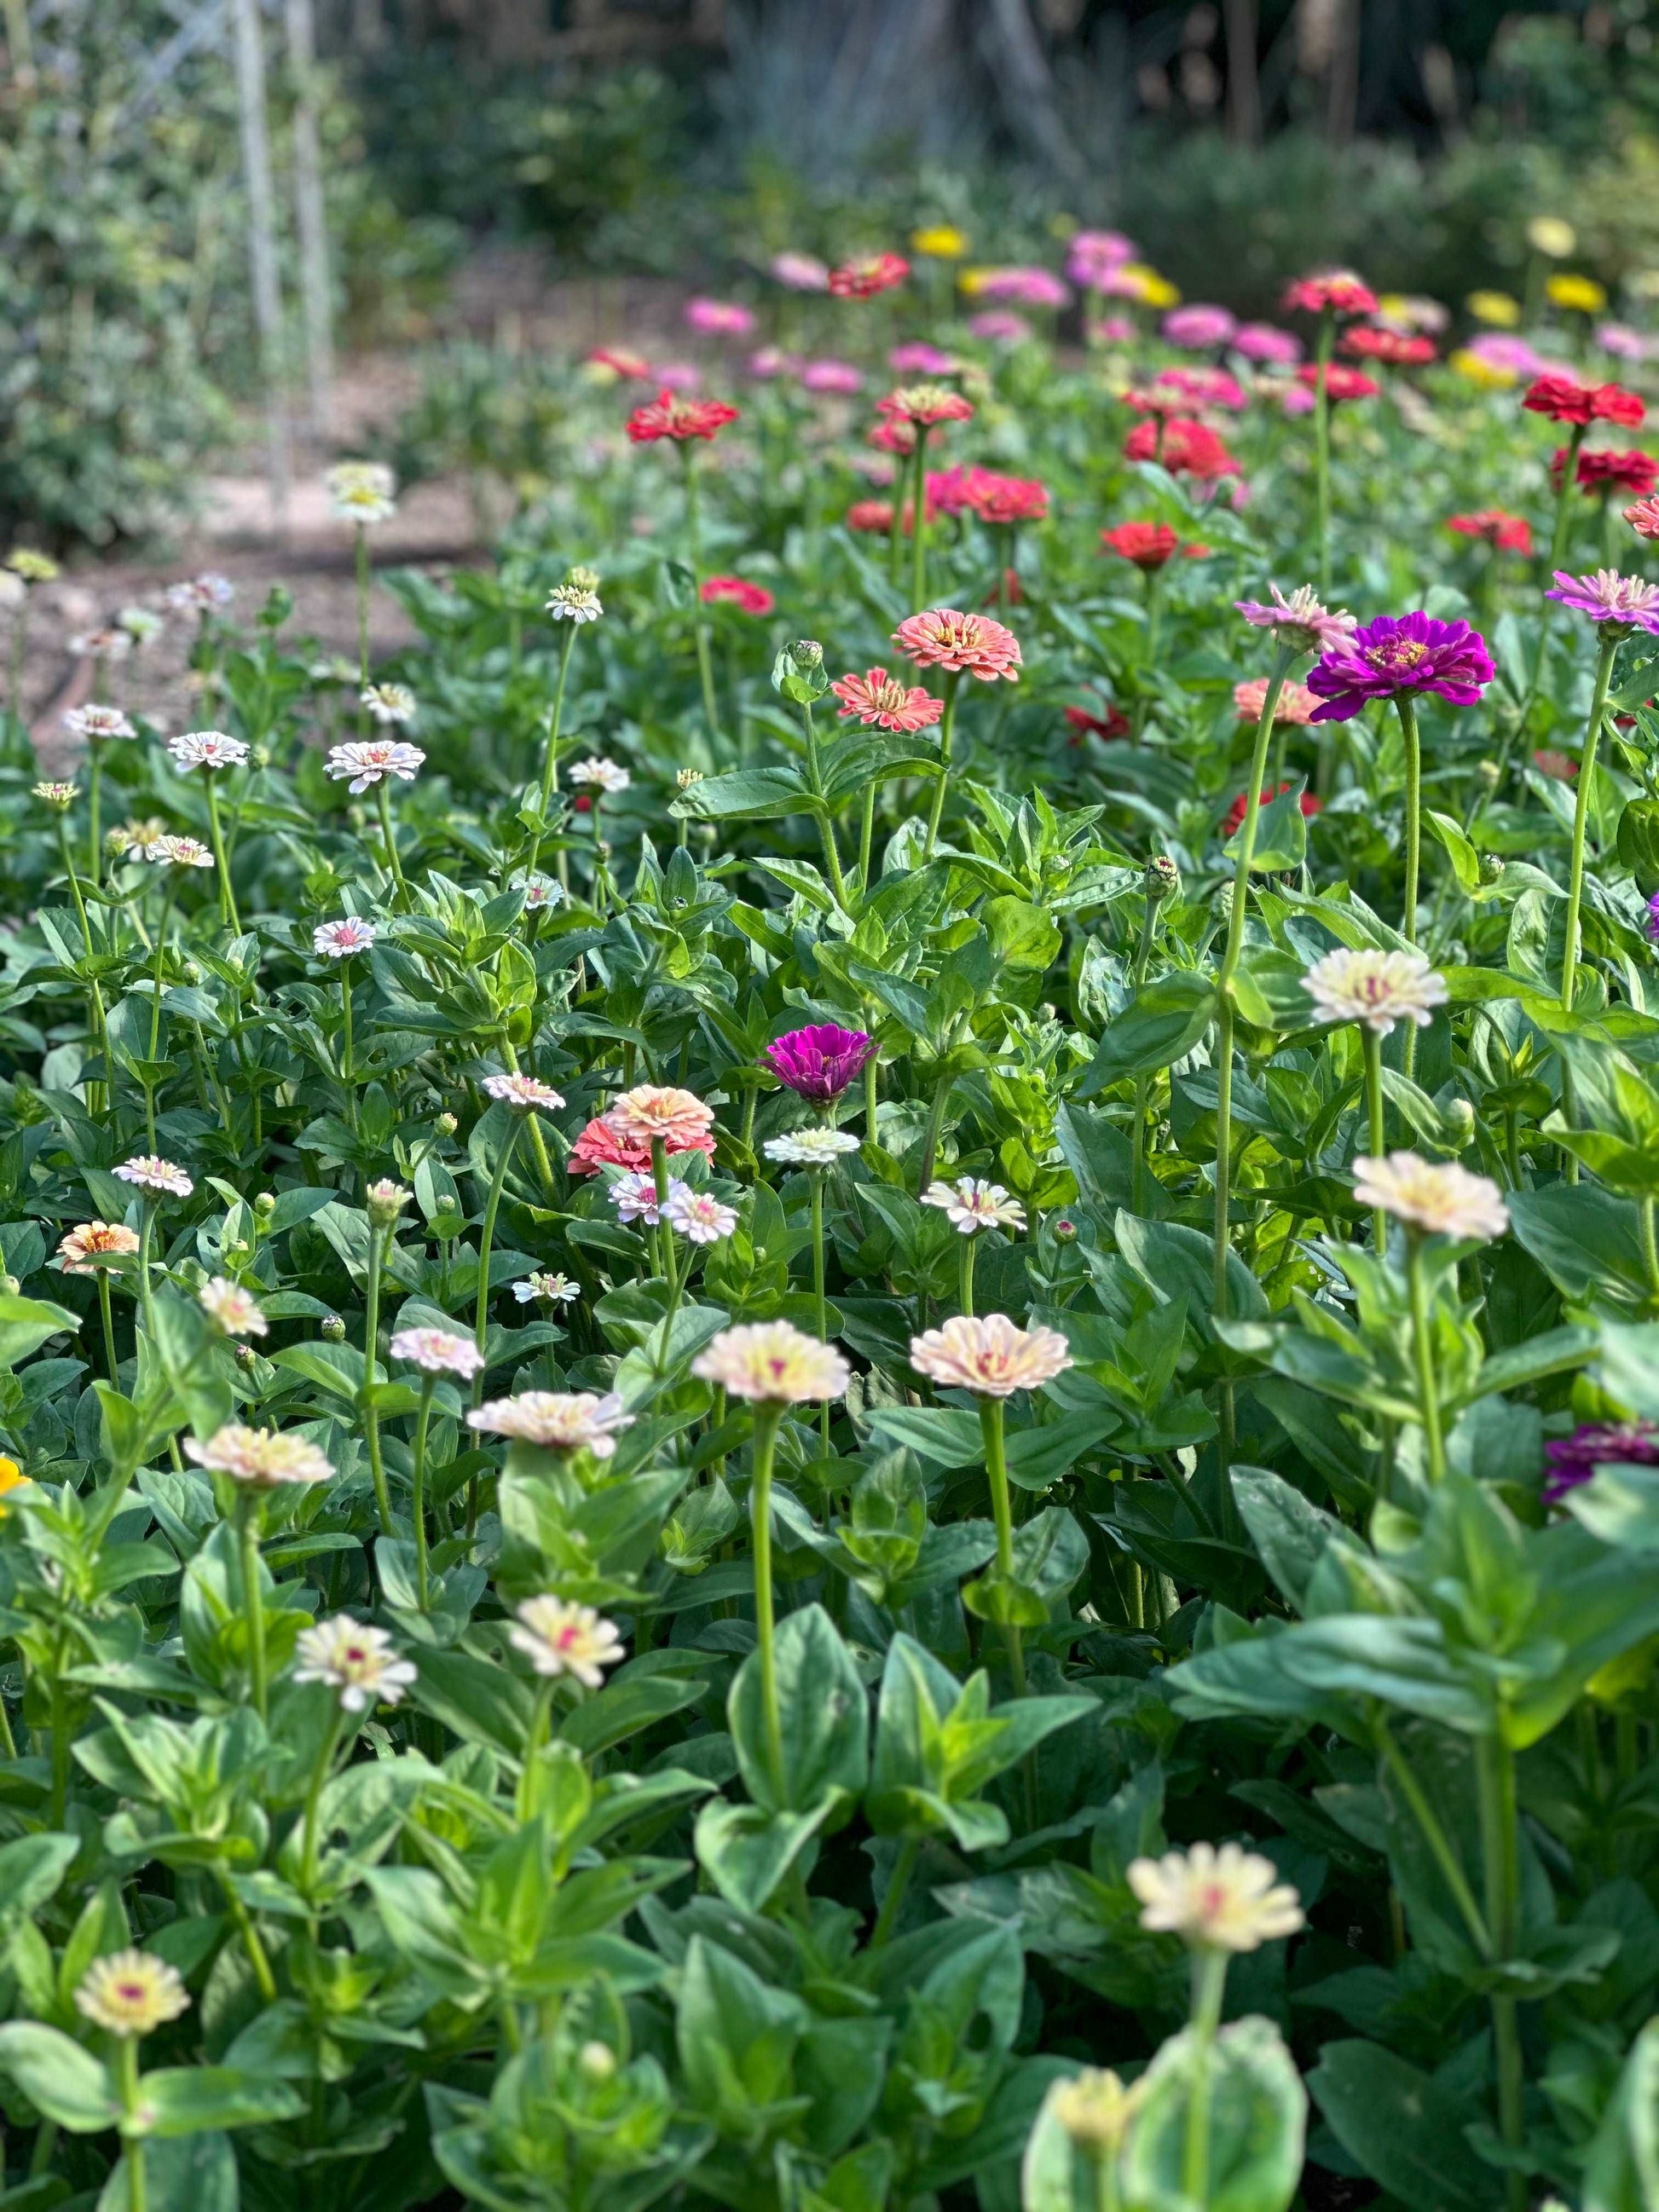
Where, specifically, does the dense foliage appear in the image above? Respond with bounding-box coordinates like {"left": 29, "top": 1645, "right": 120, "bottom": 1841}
{"left": 6, "top": 246, "right": 1659, "bottom": 2212}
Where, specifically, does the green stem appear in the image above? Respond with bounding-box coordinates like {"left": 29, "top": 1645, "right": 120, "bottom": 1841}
{"left": 115, "top": 2038, "right": 146, "bottom": 2212}
{"left": 858, "top": 782, "right": 877, "bottom": 893}
{"left": 88, "top": 747, "right": 103, "bottom": 881}
{"left": 299, "top": 1706, "right": 348, "bottom": 1897}
{"left": 136, "top": 1204, "right": 157, "bottom": 1343}
{"left": 362, "top": 1222, "right": 392, "bottom": 1536}
{"left": 683, "top": 451, "right": 721, "bottom": 742}
{"left": 1374, "top": 1718, "right": 1493, "bottom": 1957}
{"left": 97, "top": 1269, "right": 118, "bottom": 1384}
{"left": 1561, "top": 628, "right": 1618, "bottom": 1015}
{"left": 922, "top": 672, "right": 961, "bottom": 861}
{"left": 916, "top": 1067, "right": 953, "bottom": 1194}
{"left": 1361, "top": 1025, "right": 1387, "bottom": 1255}
{"left": 375, "top": 780, "right": 408, "bottom": 902}
{"left": 979, "top": 1396, "right": 1026, "bottom": 1696}
{"left": 472, "top": 1118, "right": 523, "bottom": 1389}
{"left": 1395, "top": 693, "right": 1422, "bottom": 951}
{"left": 864, "top": 1054, "right": 879, "bottom": 1150}
{"left": 1406, "top": 1233, "right": 1448, "bottom": 1485}
{"left": 356, "top": 525, "right": 371, "bottom": 683}
{"left": 59, "top": 821, "right": 113, "bottom": 1120}
{"left": 411, "top": 1376, "right": 436, "bottom": 1607}
{"left": 1182, "top": 1946, "right": 1231, "bottom": 2212}
{"left": 339, "top": 958, "right": 357, "bottom": 1128}
{"left": 49, "top": 1656, "right": 70, "bottom": 1826}
{"left": 527, "top": 624, "right": 576, "bottom": 881}
{"left": 205, "top": 777, "right": 240, "bottom": 934}
{"left": 749, "top": 1403, "right": 787, "bottom": 1798}
{"left": 909, "top": 428, "right": 930, "bottom": 615}
{"left": 239, "top": 1496, "right": 269, "bottom": 1722}
{"left": 222, "top": 1880, "right": 278, "bottom": 2000}
{"left": 959, "top": 1231, "right": 976, "bottom": 1318}
{"left": 870, "top": 1834, "right": 919, "bottom": 1949}
{"left": 1477, "top": 1731, "right": 1528, "bottom": 2212}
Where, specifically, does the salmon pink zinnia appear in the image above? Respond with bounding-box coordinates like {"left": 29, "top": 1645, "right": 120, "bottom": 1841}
{"left": 626, "top": 390, "right": 740, "bottom": 443}
{"left": 1448, "top": 509, "right": 1533, "bottom": 553}
{"left": 892, "top": 609, "right": 1021, "bottom": 681}
{"left": 831, "top": 668, "right": 944, "bottom": 733}
{"left": 876, "top": 384, "right": 974, "bottom": 427}
{"left": 1101, "top": 523, "right": 1180, "bottom": 571}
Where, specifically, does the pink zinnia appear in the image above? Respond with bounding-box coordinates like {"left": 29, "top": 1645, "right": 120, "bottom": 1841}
{"left": 1163, "top": 304, "right": 1236, "bottom": 349}
{"left": 1235, "top": 584, "right": 1357, "bottom": 656}
{"left": 568, "top": 1117, "right": 653, "bottom": 1176}
{"left": 968, "top": 310, "right": 1030, "bottom": 343}
{"left": 1232, "top": 323, "right": 1302, "bottom": 365}
{"left": 801, "top": 359, "right": 864, "bottom": 395}
{"left": 685, "top": 297, "right": 755, "bottom": 338}
{"left": 771, "top": 251, "right": 829, "bottom": 292}
{"left": 831, "top": 667, "right": 944, "bottom": 732}
{"left": 1066, "top": 229, "right": 1136, "bottom": 287}
{"left": 828, "top": 252, "right": 909, "bottom": 300}
{"left": 892, "top": 609, "right": 1021, "bottom": 682}
{"left": 890, "top": 342, "right": 956, "bottom": 375}
{"left": 973, "top": 267, "right": 1071, "bottom": 309}
{"left": 1283, "top": 270, "right": 1378, "bottom": 319}
{"left": 1625, "top": 497, "right": 1659, "bottom": 540}
{"left": 1546, "top": 569, "right": 1659, "bottom": 632}
{"left": 625, "top": 390, "right": 739, "bottom": 443}
{"left": 968, "top": 472, "right": 1049, "bottom": 525}
{"left": 701, "top": 576, "right": 775, "bottom": 615}
{"left": 1234, "top": 678, "right": 1319, "bottom": 726}
{"left": 876, "top": 384, "right": 974, "bottom": 427}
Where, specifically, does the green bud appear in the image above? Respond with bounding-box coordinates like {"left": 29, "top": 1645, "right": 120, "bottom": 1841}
{"left": 321, "top": 1314, "right": 346, "bottom": 1343}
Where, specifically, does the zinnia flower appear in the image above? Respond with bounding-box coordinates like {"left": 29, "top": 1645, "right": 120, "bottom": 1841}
{"left": 685, "top": 297, "right": 755, "bottom": 338}
{"left": 965, "top": 472, "right": 1049, "bottom": 525}
{"left": 198, "top": 1278, "right": 268, "bottom": 1337}
{"left": 1546, "top": 569, "right": 1659, "bottom": 633}
{"left": 148, "top": 835, "right": 214, "bottom": 869}
{"left": 1305, "top": 612, "right": 1494, "bottom": 721}
{"left": 607, "top": 1084, "right": 716, "bottom": 1152}
{"left": 115, "top": 1156, "right": 193, "bottom": 1198}
{"left": 1282, "top": 270, "right": 1379, "bottom": 318}
{"left": 764, "top": 1025, "right": 876, "bottom": 1103}
{"left": 1295, "top": 362, "right": 1380, "bottom": 403}
{"left": 325, "top": 740, "right": 425, "bottom": 792}
{"left": 566, "top": 757, "right": 631, "bottom": 794}
{"left": 892, "top": 609, "right": 1021, "bottom": 682}
{"left": 800, "top": 359, "right": 864, "bottom": 395}
{"left": 1046, "top": 2070, "right": 1146, "bottom": 2154}
{"left": 890, "top": 340, "right": 957, "bottom": 373}
{"left": 764, "top": 1129, "right": 863, "bottom": 1166}
{"left": 327, "top": 460, "right": 397, "bottom": 523}
{"left": 1543, "top": 1421, "right": 1659, "bottom": 1505}
{"left": 968, "top": 266, "right": 1071, "bottom": 309}
{"left": 1235, "top": 584, "right": 1356, "bottom": 656}
{"left": 830, "top": 669, "right": 943, "bottom": 734}
{"left": 510, "top": 1597, "right": 626, "bottom": 1686}
{"left": 1301, "top": 948, "right": 1448, "bottom": 1036}
{"left": 828, "top": 252, "right": 910, "bottom": 299}
{"left": 165, "top": 574, "right": 234, "bottom": 613}
{"left": 34, "top": 782, "right": 78, "bottom": 809}
{"left": 1234, "top": 679, "right": 1320, "bottom": 725}
{"left": 361, "top": 683, "right": 417, "bottom": 725}
{"left": 1221, "top": 782, "right": 1322, "bottom": 836}
{"left": 1065, "top": 701, "right": 1131, "bottom": 742}
{"left": 1351, "top": 1152, "right": 1509, "bottom": 1241}
{"left": 186, "top": 1424, "right": 334, "bottom": 1487}
{"left": 1101, "top": 522, "right": 1181, "bottom": 571}
{"left": 313, "top": 916, "right": 377, "bottom": 959}
{"left": 876, "top": 384, "right": 974, "bottom": 427}
{"left": 772, "top": 251, "right": 830, "bottom": 292}
{"left": 569, "top": 1117, "right": 653, "bottom": 1175}
{"left": 664, "top": 1187, "right": 738, "bottom": 1244}
{"left": 389, "top": 1326, "right": 486, "bottom": 1377}
{"left": 169, "top": 730, "right": 249, "bottom": 771}
{"left": 1448, "top": 510, "right": 1533, "bottom": 553}
{"left": 57, "top": 1222, "right": 141, "bottom": 1273}
{"left": 64, "top": 704, "right": 136, "bottom": 743}
{"left": 1122, "top": 418, "right": 1239, "bottom": 478}
{"left": 700, "top": 576, "right": 775, "bottom": 615}
{"left": 1340, "top": 326, "right": 1436, "bottom": 367}
{"left": 294, "top": 1616, "right": 416, "bottom": 1710}
{"left": 547, "top": 583, "right": 604, "bottom": 623}
{"left": 1232, "top": 323, "right": 1302, "bottom": 364}
{"left": 75, "top": 1951, "right": 190, "bottom": 2038}
{"left": 513, "top": 1271, "right": 581, "bottom": 1305}
{"left": 626, "top": 390, "right": 740, "bottom": 443}
{"left": 692, "top": 1321, "right": 850, "bottom": 1404}
{"left": 922, "top": 1179, "right": 1026, "bottom": 1234}
{"left": 466, "top": 1390, "right": 633, "bottom": 1456}
{"left": 1554, "top": 447, "right": 1659, "bottom": 497}
{"left": 910, "top": 1314, "right": 1072, "bottom": 1397}
{"left": 1523, "top": 373, "right": 1645, "bottom": 428}
{"left": 1624, "top": 497, "right": 1659, "bottom": 539}
{"left": 1129, "top": 1842, "right": 1305, "bottom": 1952}
{"left": 482, "top": 1071, "right": 566, "bottom": 1113}
{"left": 1163, "top": 303, "right": 1236, "bottom": 349}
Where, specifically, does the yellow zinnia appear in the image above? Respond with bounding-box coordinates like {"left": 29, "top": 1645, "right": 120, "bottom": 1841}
{"left": 1466, "top": 290, "right": 1521, "bottom": 328}
{"left": 1528, "top": 217, "right": 1577, "bottom": 258}
{"left": 1450, "top": 349, "right": 1517, "bottom": 390}
{"left": 1547, "top": 273, "right": 1607, "bottom": 314}
{"left": 911, "top": 225, "right": 968, "bottom": 260}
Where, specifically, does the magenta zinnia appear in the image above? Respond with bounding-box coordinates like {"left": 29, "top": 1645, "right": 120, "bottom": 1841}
{"left": 764, "top": 1025, "right": 876, "bottom": 1104}
{"left": 1305, "top": 612, "right": 1494, "bottom": 722}
{"left": 1546, "top": 569, "right": 1659, "bottom": 632}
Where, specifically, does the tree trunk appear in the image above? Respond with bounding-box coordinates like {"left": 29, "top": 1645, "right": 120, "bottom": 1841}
{"left": 230, "top": 0, "right": 292, "bottom": 528}
{"left": 286, "top": 0, "right": 334, "bottom": 436}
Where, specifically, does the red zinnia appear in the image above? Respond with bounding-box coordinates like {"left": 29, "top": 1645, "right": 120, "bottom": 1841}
{"left": 626, "top": 390, "right": 741, "bottom": 443}
{"left": 1065, "top": 702, "right": 1131, "bottom": 742}
{"left": 1101, "top": 522, "right": 1180, "bottom": 571}
{"left": 1523, "top": 373, "right": 1645, "bottom": 429}
{"left": 700, "top": 576, "right": 775, "bottom": 615}
{"left": 1448, "top": 509, "right": 1533, "bottom": 553}
{"left": 967, "top": 472, "right": 1049, "bottom": 525}
{"left": 875, "top": 383, "right": 974, "bottom": 427}
{"left": 831, "top": 667, "right": 945, "bottom": 733}
{"left": 829, "top": 252, "right": 910, "bottom": 300}
{"left": 587, "top": 346, "right": 651, "bottom": 379}
{"left": 1341, "top": 326, "right": 1436, "bottom": 367}
{"left": 847, "top": 500, "right": 894, "bottom": 532}
{"left": 892, "top": 609, "right": 1021, "bottom": 682}
{"left": 1553, "top": 446, "right": 1659, "bottom": 497}
{"left": 1282, "top": 271, "right": 1379, "bottom": 319}
{"left": 1295, "top": 362, "right": 1379, "bottom": 403}
{"left": 869, "top": 419, "right": 919, "bottom": 457}
{"left": 1532, "top": 748, "right": 1577, "bottom": 782}
{"left": 1222, "top": 783, "right": 1323, "bottom": 836}
{"left": 1123, "top": 417, "right": 1240, "bottom": 479}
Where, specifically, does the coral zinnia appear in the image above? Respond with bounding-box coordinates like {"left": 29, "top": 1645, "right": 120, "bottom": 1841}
{"left": 1101, "top": 522, "right": 1180, "bottom": 570}
{"left": 1222, "top": 782, "right": 1322, "bottom": 835}
{"left": 1282, "top": 271, "right": 1379, "bottom": 319}
{"left": 876, "top": 384, "right": 974, "bottom": 427}
{"left": 1234, "top": 678, "right": 1320, "bottom": 725}
{"left": 625, "top": 390, "right": 740, "bottom": 443}
{"left": 831, "top": 668, "right": 943, "bottom": 733}
{"left": 1123, "top": 417, "right": 1240, "bottom": 479}
{"left": 1305, "top": 612, "right": 1494, "bottom": 721}
{"left": 1624, "top": 496, "right": 1659, "bottom": 539}
{"left": 701, "top": 575, "right": 775, "bottom": 615}
{"left": 828, "top": 251, "right": 909, "bottom": 300}
{"left": 1447, "top": 509, "right": 1533, "bottom": 553}
{"left": 1523, "top": 373, "right": 1645, "bottom": 428}
{"left": 964, "top": 471, "right": 1049, "bottom": 525}
{"left": 1340, "top": 327, "right": 1436, "bottom": 367}
{"left": 891, "top": 609, "right": 1021, "bottom": 681}
{"left": 764, "top": 1024, "right": 877, "bottom": 1103}
{"left": 1295, "top": 362, "right": 1380, "bottom": 403}
{"left": 606, "top": 1085, "right": 716, "bottom": 1152}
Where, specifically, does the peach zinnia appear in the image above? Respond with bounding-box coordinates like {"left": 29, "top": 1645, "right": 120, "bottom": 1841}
{"left": 831, "top": 667, "right": 944, "bottom": 733}
{"left": 58, "top": 1221, "right": 141, "bottom": 1273}
{"left": 605, "top": 1084, "right": 716, "bottom": 1152}
{"left": 891, "top": 609, "right": 1021, "bottom": 683}
{"left": 908, "top": 1314, "right": 1072, "bottom": 1397}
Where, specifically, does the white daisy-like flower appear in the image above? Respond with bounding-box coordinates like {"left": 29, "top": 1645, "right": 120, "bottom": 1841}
{"left": 148, "top": 835, "right": 214, "bottom": 869}
{"left": 324, "top": 740, "right": 425, "bottom": 793}
{"left": 513, "top": 1271, "right": 581, "bottom": 1306}
{"left": 663, "top": 1187, "right": 738, "bottom": 1245}
{"left": 466, "top": 1390, "right": 634, "bottom": 1457}
{"left": 114, "top": 1155, "right": 193, "bottom": 1198}
{"left": 388, "top": 1325, "right": 487, "bottom": 1378}
{"left": 1351, "top": 1152, "right": 1510, "bottom": 1242}
{"left": 610, "top": 1170, "right": 685, "bottom": 1226}
{"left": 169, "top": 729, "right": 250, "bottom": 772}
{"left": 293, "top": 1615, "right": 416, "bottom": 1711}
{"left": 922, "top": 1177, "right": 1027, "bottom": 1234}
{"left": 63, "top": 703, "right": 136, "bottom": 742}
{"left": 365, "top": 1178, "right": 412, "bottom": 1223}
{"left": 1128, "top": 1840, "right": 1305, "bottom": 1953}
{"left": 517, "top": 873, "right": 564, "bottom": 910}
{"left": 165, "top": 574, "right": 234, "bottom": 613}
{"left": 546, "top": 584, "right": 604, "bottom": 624}
{"left": 909, "top": 1314, "right": 1072, "bottom": 1398}
{"left": 69, "top": 628, "right": 133, "bottom": 662}
{"left": 185, "top": 1423, "right": 332, "bottom": 1487}
{"left": 327, "top": 460, "right": 396, "bottom": 526}
{"left": 764, "top": 1129, "right": 863, "bottom": 1166}
{"left": 566, "top": 757, "right": 631, "bottom": 794}
{"left": 691, "top": 1321, "right": 850, "bottom": 1405}
{"left": 1302, "top": 947, "right": 1448, "bottom": 1037}
{"left": 509, "top": 1596, "right": 625, "bottom": 1685}
{"left": 313, "top": 916, "right": 378, "bottom": 959}
{"left": 74, "top": 1950, "right": 190, "bottom": 2039}
{"left": 198, "top": 1278, "right": 268, "bottom": 1338}
{"left": 483, "top": 1071, "right": 566, "bottom": 1112}
{"left": 33, "top": 781, "right": 78, "bottom": 809}
{"left": 119, "top": 607, "right": 165, "bottom": 645}
{"left": 361, "top": 682, "right": 417, "bottom": 726}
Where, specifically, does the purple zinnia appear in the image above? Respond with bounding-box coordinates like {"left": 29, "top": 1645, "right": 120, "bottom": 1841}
{"left": 1232, "top": 322, "right": 1302, "bottom": 366}
{"left": 1305, "top": 611, "right": 1495, "bottom": 724}
{"left": 1543, "top": 1420, "right": 1659, "bottom": 1505}
{"left": 1647, "top": 891, "right": 1659, "bottom": 944}
{"left": 1546, "top": 569, "right": 1659, "bottom": 634}
{"left": 764, "top": 1024, "right": 876, "bottom": 1104}
{"left": 1235, "top": 583, "right": 1356, "bottom": 656}
{"left": 1163, "top": 304, "right": 1237, "bottom": 350}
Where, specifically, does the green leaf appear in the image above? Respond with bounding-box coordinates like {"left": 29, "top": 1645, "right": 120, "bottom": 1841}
{"left": 668, "top": 768, "right": 809, "bottom": 823}
{"left": 0, "top": 2023, "right": 118, "bottom": 2132}
{"left": 1584, "top": 2016, "right": 1659, "bottom": 2212}
{"left": 134, "top": 2067, "right": 306, "bottom": 2139}
{"left": 1122, "top": 2015, "right": 1307, "bottom": 2212}
{"left": 1308, "top": 2039, "right": 1494, "bottom": 2212}
{"left": 0, "top": 1292, "right": 79, "bottom": 1370}
{"left": 1077, "top": 974, "right": 1215, "bottom": 1094}
{"left": 728, "top": 1603, "right": 868, "bottom": 1816}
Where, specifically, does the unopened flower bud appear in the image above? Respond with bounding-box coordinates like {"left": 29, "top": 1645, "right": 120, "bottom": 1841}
{"left": 1477, "top": 759, "right": 1502, "bottom": 788}
{"left": 1442, "top": 1098, "right": 1476, "bottom": 1148}
{"left": 435, "top": 1112, "right": 458, "bottom": 1137}
{"left": 577, "top": 2041, "right": 616, "bottom": 2082}
{"left": 677, "top": 767, "right": 704, "bottom": 789}
{"left": 365, "top": 1178, "right": 411, "bottom": 1227}
{"left": 1478, "top": 852, "right": 1504, "bottom": 885}
{"left": 1145, "top": 853, "right": 1181, "bottom": 902}
{"left": 0, "top": 1273, "right": 18, "bottom": 1297}
{"left": 1053, "top": 1218, "right": 1077, "bottom": 1243}
{"left": 565, "top": 565, "right": 600, "bottom": 592}
{"left": 234, "top": 1342, "right": 257, "bottom": 1370}
{"left": 223, "top": 1239, "right": 250, "bottom": 1262}
{"left": 105, "top": 827, "right": 130, "bottom": 856}
{"left": 252, "top": 745, "right": 272, "bottom": 771}
{"left": 253, "top": 1192, "right": 276, "bottom": 1220}
{"left": 184, "top": 961, "right": 201, "bottom": 984}
{"left": 790, "top": 639, "right": 824, "bottom": 669}
{"left": 321, "top": 1313, "right": 345, "bottom": 1343}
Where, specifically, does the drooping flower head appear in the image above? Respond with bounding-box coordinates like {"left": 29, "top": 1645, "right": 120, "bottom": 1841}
{"left": 892, "top": 609, "right": 1021, "bottom": 682}
{"left": 1523, "top": 373, "right": 1645, "bottom": 428}
{"left": 828, "top": 252, "right": 910, "bottom": 299}
{"left": 313, "top": 916, "right": 377, "bottom": 960}
{"left": 186, "top": 1424, "right": 333, "bottom": 1487}
{"left": 75, "top": 1950, "right": 190, "bottom": 2038}
{"left": 293, "top": 1616, "right": 416, "bottom": 1710}
{"left": 910, "top": 1314, "right": 1072, "bottom": 1398}
{"left": 700, "top": 576, "right": 775, "bottom": 615}
{"left": 1546, "top": 569, "right": 1659, "bottom": 633}
{"left": 389, "top": 1326, "right": 487, "bottom": 1378}
{"left": 1448, "top": 509, "right": 1533, "bottom": 554}
{"left": 1282, "top": 270, "right": 1379, "bottom": 319}
{"left": 1543, "top": 1421, "right": 1659, "bottom": 1505}
{"left": 325, "top": 740, "right": 425, "bottom": 793}
{"left": 169, "top": 730, "right": 249, "bottom": 771}
{"left": 510, "top": 1596, "right": 626, "bottom": 1686}
{"left": 831, "top": 669, "right": 944, "bottom": 734}
{"left": 199, "top": 1278, "right": 268, "bottom": 1338}
{"left": 57, "top": 1222, "right": 141, "bottom": 1273}
{"left": 626, "top": 390, "right": 740, "bottom": 443}
{"left": 922, "top": 1179, "right": 1027, "bottom": 1235}
{"left": 1234, "top": 585, "right": 1357, "bottom": 657}
{"left": 692, "top": 1321, "right": 850, "bottom": 1404}
{"left": 764, "top": 1025, "right": 876, "bottom": 1104}
{"left": 467, "top": 1390, "right": 634, "bottom": 1457}
{"left": 115, "top": 1156, "right": 193, "bottom": 1198}
{"left": 1305, "top": 612, "right": 1494, "bottom": 722}
{"left": 1302, "top": 948, "right": 1449, "bottom": 1037}
{"left": 1129, "top": 1841, "right": 1305, "bottom": 1953}
{"left": 1351, "top": 1152, "right": 1509, "bottom": 1241}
